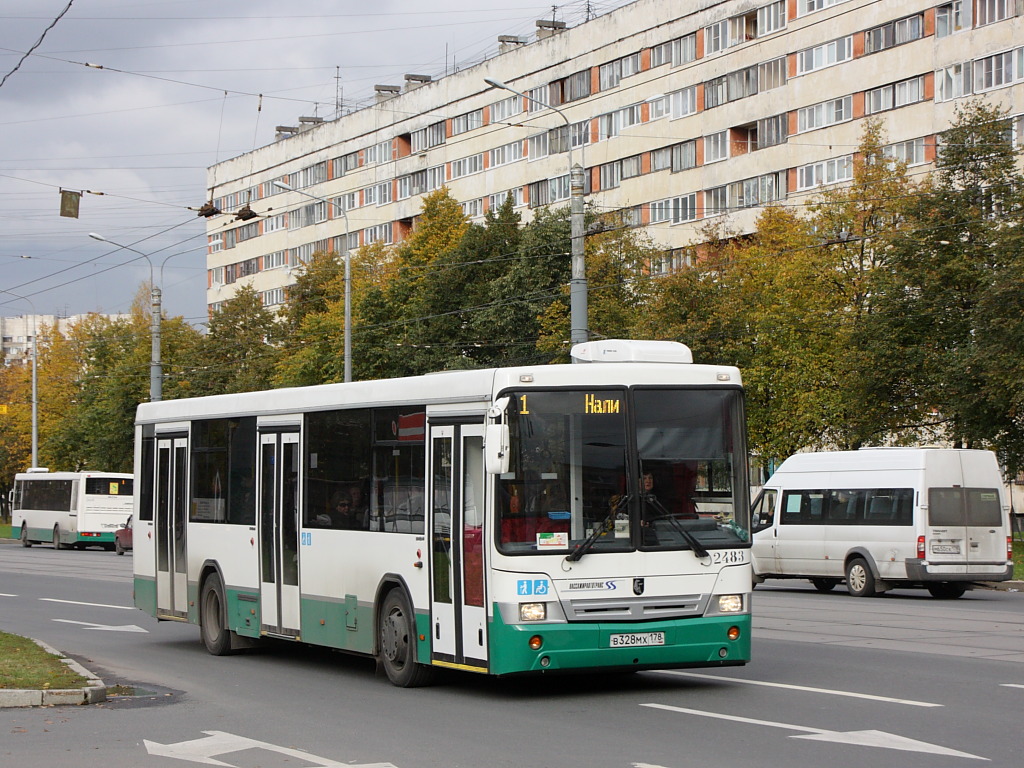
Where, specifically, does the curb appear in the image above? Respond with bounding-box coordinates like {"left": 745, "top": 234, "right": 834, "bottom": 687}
{"left": 0, "top": 639, "right": 106, "bottom": 708}
{"left": 977, "top": 580, "right": 1023, "bottom": 592}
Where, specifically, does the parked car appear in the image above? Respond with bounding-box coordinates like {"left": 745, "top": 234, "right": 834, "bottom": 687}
{"left": 114, "top": 515, "right": 133, "bottom": 555}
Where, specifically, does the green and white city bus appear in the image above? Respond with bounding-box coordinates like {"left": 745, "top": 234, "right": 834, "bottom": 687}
{"left": 132, "top": 340, "right": 752, "bottom": 686}
{"left": 13, "top": 469, "right": 134, "bottom": 550}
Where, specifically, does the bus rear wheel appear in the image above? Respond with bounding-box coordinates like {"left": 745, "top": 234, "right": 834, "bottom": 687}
{"left": 927, "top": 582, "right": 967, "bottom": 599}
{"left": 845, "top": 558, "right": 876, "bottom": 597}
{"left": 811, "top": 578, "right": 838, "bottom": 593}
{"left": 377, "top": 589, "right": 434, "bottom": 688}
{"left": 20, "top": 525, "right": 32, "bottom": 547}
{"left": 200, "top": 573, "right": 234, "bottom": 656}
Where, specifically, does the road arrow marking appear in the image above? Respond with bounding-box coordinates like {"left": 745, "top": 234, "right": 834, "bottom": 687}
{"left": 52, "top": 619, "right": 148, "bottom": 633}
{"left": 143, "top": 730, "right": 397, "bottom": 768}
{"left": 641, "top": 703, "right": 987, "bottom": 761}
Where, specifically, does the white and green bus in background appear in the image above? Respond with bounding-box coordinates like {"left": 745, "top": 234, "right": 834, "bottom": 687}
{"left": 12, "top": 469, "right": 134, "bottom": 550}
{"left": 132, "top": 340, "right": 753, "bottom": 686}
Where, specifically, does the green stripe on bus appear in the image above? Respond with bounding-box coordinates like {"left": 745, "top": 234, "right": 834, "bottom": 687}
{"left": 134, "top": 576, "right": 157, "bottom": 615}
{"left": 486, "top": 609, "right": 751, "bottom": 675}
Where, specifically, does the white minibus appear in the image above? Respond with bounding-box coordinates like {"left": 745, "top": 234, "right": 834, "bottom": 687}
{"left": 751, "top": 448, "right": 1013, "bottom": 598}
{"left": 12, "top": 470, "right": 134, "bottom": 550}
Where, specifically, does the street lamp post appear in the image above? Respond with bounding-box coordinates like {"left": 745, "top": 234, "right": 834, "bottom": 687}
{"left": 0, "top": 289, "right": 39, "bottom": 468}
{"left": 88, "top": 233, "right": 163, "bottom": 402}
{"left": 273, "top": 181, "right": 352, "bottom": 382}
{"left": 484, "top": 77, "right": 588, "bottom": 346}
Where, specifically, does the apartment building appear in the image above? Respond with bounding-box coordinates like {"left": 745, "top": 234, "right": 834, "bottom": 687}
{"left": 0, "top": 314, "right": 128, "bottom": 367}
{"left": 205, "top": 0, "right": 1024, "bottom": 312}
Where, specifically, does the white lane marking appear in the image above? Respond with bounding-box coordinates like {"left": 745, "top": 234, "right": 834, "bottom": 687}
{"left": 52, "top": 619, "right": 148, "bottom": 633}
{"left": 0, "top": 593, "right": 17, "bottom": 597}
{"left": 144, "top": 731, "right": 397, "bottom": 767}
{"left": 655, "top": 670, "right": 941, "bottom": 707}
{"left": 641, "top": 703, "right": 987, "bottom": 760}
{"left": 41, "top": 597, "right": 135, "bottom": 610}
{"left": 1000, "top": 684, "right": 1024, "bottom": 689}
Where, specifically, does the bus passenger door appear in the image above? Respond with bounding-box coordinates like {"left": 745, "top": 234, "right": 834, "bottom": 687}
{"left": 258, "top": 430, "right": 301, "bottom": 639}
{"left": 429, "top": 423, "right": 488, "bottom": 671}
{"left": 155, "top": 436, "right": 189, "bottom": 619}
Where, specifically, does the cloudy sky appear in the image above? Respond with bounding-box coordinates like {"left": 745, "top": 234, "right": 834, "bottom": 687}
{"left": 0, "top": 0, "right": 634, "bottom": 326}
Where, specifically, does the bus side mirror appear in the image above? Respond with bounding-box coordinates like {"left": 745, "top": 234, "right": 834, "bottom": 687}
{"left": 485, "top": 424, "right": 510, "bottom": 475}
{"left": 485, "top": 396, "right": 511, "bottom": 475}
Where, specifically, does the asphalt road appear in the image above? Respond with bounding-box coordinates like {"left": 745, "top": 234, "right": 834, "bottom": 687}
{"left": 1, "top": 539, "right": 1021, "bottom": 768}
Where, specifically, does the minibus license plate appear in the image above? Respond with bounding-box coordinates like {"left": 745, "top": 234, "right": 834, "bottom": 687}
{"left": 610, "top": 632, "right": 665, "bottom": 648}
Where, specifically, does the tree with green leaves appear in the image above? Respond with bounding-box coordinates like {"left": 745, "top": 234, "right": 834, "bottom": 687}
{"left": 869, "top": 100, "right": 1024, "bottom": 471}
{"left": 192, "top": 284, "right": 282, "bottom": 395}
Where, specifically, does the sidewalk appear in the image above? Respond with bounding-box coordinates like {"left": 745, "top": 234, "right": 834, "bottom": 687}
{"left": 0, "top": 638, "right": 106, "bottom": 708}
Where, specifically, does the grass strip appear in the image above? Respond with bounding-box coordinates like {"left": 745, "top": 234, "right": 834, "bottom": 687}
{"left": 0, "top": 631, "right": 88, "bottom": 690}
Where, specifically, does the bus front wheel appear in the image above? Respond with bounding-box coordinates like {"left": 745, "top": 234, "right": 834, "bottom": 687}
{"left": 20, "top": 525, "right": 32, "bottom": 547}
{"left": 377, "top": 589, "right": 434, "bottom": 688}
{"left": 53, "top": 525, "right": 67, "bottom": 550}
{"left": 200, "top": 574, "right": 233, "bottom": 656}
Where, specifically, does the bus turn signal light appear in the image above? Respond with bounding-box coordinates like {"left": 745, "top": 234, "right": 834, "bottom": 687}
{"left": 727, "top": 626, "right": 740, "bottom": 641}
{"left": 529, "top": 635, "right": 543, "bottom": 650}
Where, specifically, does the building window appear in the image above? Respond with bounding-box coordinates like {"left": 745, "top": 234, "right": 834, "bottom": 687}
{"left": 865, "top": 14, "right": 924, "bottom": 53}
{"left": 526, "top": 86, "right": 548, "bottom": 112}
{"left": 977, "top": 0, "right": 1012, "bottom": 26}
{"left": 376, "top": 181, "right": 392, "bottom": 205}
{"left": 451, "top": 109, "right": 483, "bottom": 136}
{"left": 671, "top": 141, "right": 697, "bottom": 172}
{"left": 672, "top": 34, "right": 697, "bottom": 66}
{"left": 549, "top": 70, "right": 590, "bottom": 106}
{"left": 652, "top": 146, "right": 672, "bottom": 171}
{"left": 704, "top": 76, "right": 727, "bottom": 109}
{"left": 411, "top": 121, "right": 445, "bottom": 153}
{"left": 974, "top": 49, "right": 1021, "bottom": 92}
{"left": 261, "top": 288, "right": 285, "bottom": 307}
{"left": 937, "top": 62, "right": 972, "bottom": 101}
{"left": 599, "top": 53, "right": 640, "bottom": 90}
{"left": 490, "top": 95, "right": 523, "bottom": 122}
{"left": 461, "top": 198, "right": 483, "bottom": 218}
{"left": 797, "top": 37, "right": 853, "bottom": 74}
{"left": 528, "top": 132, "right": 549, "bottom": 160}
{"left": 797, "top": 155, "right": 853, "bottom": 190}
{"left": 670, "top": 86, "right": 697, "bottom": 119}
{"left": 210, "top": 267, "right": 224, "bottom": 287}
{"left": 332, "top": 152, "right": 359, "bottom": 177}
{"left": 600, "top": 161, "right": 622, "bottom": 190}
{"left": 705, "top": 131, "right": 729, "bottom": 163}
{"left": 758, "top": 113, "right": 788, "bottom": 148}
{"left": 705, "top": 20, "right": 730, "bottom": 55}
{"left": 489, "top": 140, "right": 524, "bottom": 167}
{"left": 758, "top": 56, "right": 787, "bottom": 91}
{"left": 936, "top": 2, "right": 964, "bottom": 37}
{"left": 798, "top": 0, "right": 850, "bottom": 15}
{"left": 450, "top": 154, "right": 483, "bottom": 179}
{"left": 333, "top": 192, "right": 357, "bottom": 212}
{"left": 549, "top": 121, "right": 590, "bottom": 154}
{"left": 263, "top": 213, "right": 285, "bottom": 233}
{"left": 650, "top": 194, "right": 697, "bottom": 224}
{"left": 883, "top": 137, "right": 926, "bottom": 166}
{"left": 730, "top": 172, "right": 786, "bottom": 208}
{"left": 757, "top": 1, "right": 787, "bottom": 35}
{"left": 705, "top": 186, "right": 729, "bottom": 216}
{"left": 365, "top": 140, "right": 391, "bottom": 165}
{"left": 263, "top": 251, "right": 287, "bottom": 270}
{"left": 362, "top": 223, "right": 392, "bottom": 245}
{"left": 798, "top": 95, "right": 853, "bottom": 132}
{"left": 598, "top": 111, "right": 620, "bottom": 141}
{"left": 488, "top": 188, "right": 524, "bottom": 210}
{"left": 528, "top": 174, "right": 572, "bottom": 208}
{"left": 294, "top": 162, "right": 327, "bottom": 189}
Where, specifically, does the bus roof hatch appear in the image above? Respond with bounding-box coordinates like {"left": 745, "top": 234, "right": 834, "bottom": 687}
{"left": 570, "top": 339, "right": 693, "bottom": 364}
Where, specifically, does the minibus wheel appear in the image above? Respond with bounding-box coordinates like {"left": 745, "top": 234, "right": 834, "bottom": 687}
{"left": 811, "top": 578, "right": 838, "bottom": 593}
{"left": 926, "top": 582, "right": 967, "bottom": 599}
{"left": 845, "top": 558, "right": 876, "bottom": 597}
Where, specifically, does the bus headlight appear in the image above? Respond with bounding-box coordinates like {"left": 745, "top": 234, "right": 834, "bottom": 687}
{"left": 519, "top": 602, "right": 546, "bottom": 622}
{"left": 717, "top": 595, "right": 743, "bottom": 613}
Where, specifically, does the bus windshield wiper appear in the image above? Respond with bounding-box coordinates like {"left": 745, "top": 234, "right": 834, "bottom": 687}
{"left": 566, "top": 494, "right": 630, "bottom": 562}
{"left": 644, "top": 494, "right": 709, "bottom": 558}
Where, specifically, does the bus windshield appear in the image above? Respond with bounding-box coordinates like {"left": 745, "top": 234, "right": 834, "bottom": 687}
{"left": 496, "top": 387, "right": 749, "bottom": 555}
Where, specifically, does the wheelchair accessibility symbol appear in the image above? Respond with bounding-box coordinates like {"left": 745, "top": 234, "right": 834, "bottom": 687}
{"left": 517, "top": 579, "right": 550, "bottom": 596}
